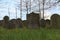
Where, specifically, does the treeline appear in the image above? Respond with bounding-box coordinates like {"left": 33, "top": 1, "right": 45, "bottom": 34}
{"left": 0, "top": 12, "right": 60, "bottom": 29}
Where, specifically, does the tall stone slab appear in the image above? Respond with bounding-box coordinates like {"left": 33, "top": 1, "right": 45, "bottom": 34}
{"left": 50, "top": 14, "right": 60, "bottom": 28}
{"left": 27, "top": 12, "right": 40, "bottom": 29}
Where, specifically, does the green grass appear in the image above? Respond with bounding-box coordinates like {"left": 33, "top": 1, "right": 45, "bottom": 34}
{"left": 0, "top": 27, "right": 60, "bottom": 40}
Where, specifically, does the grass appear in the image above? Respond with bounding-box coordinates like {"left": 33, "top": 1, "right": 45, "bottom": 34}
{"left": 0, "top": 27, "right": 60, "bottom": 40}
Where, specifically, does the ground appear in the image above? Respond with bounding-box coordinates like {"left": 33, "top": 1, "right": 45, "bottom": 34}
{"left": 0, "top": 27, "right": 60, "bottom": 40}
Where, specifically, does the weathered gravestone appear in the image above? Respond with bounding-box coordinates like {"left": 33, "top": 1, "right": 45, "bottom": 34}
{"left": 45, "top": 19, "right": 50, "bottom": 28}
{"left": 9, "top": 19, "right": 16, "bottom": 29}
{"left": 22, "top": 20, "right": 27, "bottom": 28}
{"left": 50, "top": 14, "right": 60, "bottom": 28}
{"left": 16, "top": 18, "right": 23, "bottom": 28}
{"left": 0, "top": 20, "right": 3, "bottom": 26}
{"left": 40, "top": 19, "right": 46, "bottom": 28}
{"left": 27, "top": 12, "right": 40, "bottom": 29}
{"left": 3, "top": 16, "right": 9, "bottom": 28}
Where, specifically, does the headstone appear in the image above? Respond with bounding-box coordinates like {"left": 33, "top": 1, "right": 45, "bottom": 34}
{"left": 27, "top": 12, "right": 40, "bottom": 29}
{"left": 45, "top": 19, "right": 50, "bottom": 28}
{"left": 9, "top": 19, "right": 16, "bottom": 29}
{"left": 3, "top": 16, "right": 9, "bottom": 28}
{"left": 50, "top": 14, "right": 60, "bottom": 28}
{"left": 22, "top": 20, "right": 27, "bottom": 28}
{"left": 40, "top": 19, "right": 46, "bottom": 28}
{"left": 0, "top": 20, "right": 3, "bottom": 26}
{"left": 16, "top": 18, "right": 23, "bottom": 28}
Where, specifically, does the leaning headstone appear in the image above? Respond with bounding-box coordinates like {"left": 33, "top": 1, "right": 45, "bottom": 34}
{"left": 27, "top": 12, "right": 40, "bottom": 29}
{"left": 40, "top": 19, "right": 46, "bottom": 28}
{"left": 9, "top": 19, "right": 16, "bottom": 29}
{"left": 22, "top": 20, "right": 27, "bottom": 28}
{"left": 58, "top": 16, "right": 60, "bottom": 28}
{"left": 3, "top": 16, "right": 9, "bottom": 28}
{"left": 0, "top": 20, "right": 3, "bottom": 26}
{"left": 50, "top": 14, "right": 60, "bottom": 28}
{"left": 16, "top": 18, "right": 23, "bottom": 28}
{"left": 10, "top": 19, "right": 17, "bottom": 26}
{"left": 45, "top": 19, "right": 50, "bottom": 28}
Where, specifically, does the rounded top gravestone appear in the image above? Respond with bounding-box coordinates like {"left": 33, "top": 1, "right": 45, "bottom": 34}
{"left": 50, "top": 14, "right": 60, "bottom": 28}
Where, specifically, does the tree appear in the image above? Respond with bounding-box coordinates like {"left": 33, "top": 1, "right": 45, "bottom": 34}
{"left": 20, "top": 0, "right": 22, "bottom": 19}
{"left": 15, "top": 7, "right": 17, "bottom": 19}
{"left": 37, "top": 0, "right": 59, "bottom": 19}
{"left": 38, "top": 0, "right": 41, "bottom": 20}
{"left": 17, "top": 0, "right": 59, "bottom": 20}
{"left": 30, "top": 0, "right": 31, "bottom": 12}
{"left": 42, "top": 0, "right": 45, "bottom": 19}
{"left": 8, "top": 8, "right": 10, "bottom": 19}
{"left": 26, "top": 0, "right": 29, "bottom": 14}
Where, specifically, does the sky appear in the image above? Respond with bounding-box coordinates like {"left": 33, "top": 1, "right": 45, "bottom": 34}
{"left": 0, "top": 0, "right": 60, "bottom": 20}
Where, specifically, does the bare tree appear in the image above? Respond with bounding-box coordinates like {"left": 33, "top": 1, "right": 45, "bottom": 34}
{"left": 17, "top": 0, "right": 59, "bottom": 20}
{"left": 29, "top": 0, "right": 31, "bottom": 12}
{"left": 20, "top": 0, "right": 22, "bottom": 19}
{"left": 8, "top": 8, "right": 10, "bottom": 19}
{"left": 26, "top": 0, "right": 29, "bottom": 14}
{"left": 38, "top": 0, "right": 41, "bottom": 20}
{"left": 15, "top": 7, "right": 17, "bottom": 19}
{"left": 42, "top": 0, "right": 45, "bottom": 19}
{"left": 40, "top": 0, "right": 59, "bottom": 19}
